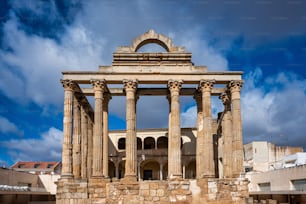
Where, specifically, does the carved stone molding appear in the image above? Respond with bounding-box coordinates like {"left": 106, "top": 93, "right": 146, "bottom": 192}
{"left": 61, "top": 79, "right": 77, "bottom": 91}
{"left": 91, "top": 79, "right": 106, "bottom": 91}
{"left": 228, "top": 80, "right": 243, "bottom": 92}
{"left": 198, "top": 79, "right": 215, "bottom": 92}
{"left": 219, "top": 92, "right": 230, "bottom": 105}
{"left": 168, "top": 79, "right": 183, "bottom": 92}
{"left": 123, "top": 79, "right": 138, "bottom": 91}
{"left": 219, "top": 92, "right": 231, "bottom": 111}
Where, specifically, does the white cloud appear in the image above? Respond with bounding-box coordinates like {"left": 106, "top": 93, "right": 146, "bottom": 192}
{"left": 181, "top": 106, "right": 197, "bottom": 128}
{"left": 1, "top": 127, "right": 63, "bottom": 162}
{"left": 242, "top": 68, "right": 306, "bottom": 147}
{"left": 0, "top": 116, "right": 23, "bottom": 136}
{"left": 0, "top": 13, "right": 105, "bottom": 111}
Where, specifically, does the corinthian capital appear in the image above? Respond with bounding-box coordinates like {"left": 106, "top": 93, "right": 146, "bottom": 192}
{"left": 168, "top": 79, "right": 183, "bottom": 92}
{"left": 123, "top": 79, "right": 138, "bottom": 91}
{"left": 61, "top": 79, "right": 78, "bottom": 91}
{"left": 219, "top": 92, "right": 230, "bottom": 106}
{"left": 228, "top": 80, "right": 243, "bottom": 92}
{"left": 91, "top": 79, "right": 106, "bottom": 91}
{"left": 198, "top": 79, "right": 215, "bottom": 92}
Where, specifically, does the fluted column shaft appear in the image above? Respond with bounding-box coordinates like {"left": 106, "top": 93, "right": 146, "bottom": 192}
{"left": 194, "top": 91, "right": 203, "bottom": 179}
{"left": 220, "top": 93, "right": 233, "bottom": 178}
{"left": 102, "top": 93, "right": 111, "bottom": 178}
{"left": 229, "top": 80, "right": 244, "bottom": 177}
{"left": 87, "top": 115, "right": 93, "bottom": 177}
{"left": 72, "top": 96, "right": 81, "bottom": 179}
{"left": 91, "top": 80, "right": 106, "bottom": 177}
{"left": 168, "top": 80, "right": 183, "bottom": 179}
{"left": 60, "top": 79, "right": 75, "bottom": 178}
{"left": 199, "top": 79, "right": 215, "bottom": 178}
{"left": 123, "top": 79, "right": 138, "bottom": 180}
{"left": 81, "top": 105, "right": 88, "bottom": 179}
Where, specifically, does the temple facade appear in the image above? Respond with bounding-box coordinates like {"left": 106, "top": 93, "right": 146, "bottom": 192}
{"left": 56, "top": 30, "right": 249, "bottom": 204}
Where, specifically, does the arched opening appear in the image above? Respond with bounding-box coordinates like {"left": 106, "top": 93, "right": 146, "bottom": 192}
{"left": 140, "top": 160, "right": 160, "bottom": 180}
{"left": 137, "top": 137, "right": 142, "bottom": 150}
{"left": 118, "top": 161, "right": 125, "bottom": 179}
{"left": 118, "top": 138, "right": 126, "bottom": 150}
{"left": 137, "top": 43, "right": 168, "bottom": 52}
{"left": 108, "top": 161, "right": 116, "bottom": 179}
{"left": 144, "top": 137, "right": 155, "bottom": 149}
{"left": 185, "top": 160, "right": 196, "bottom": 179}
{"left": 135, "top": 39, "right": 169, "bottom": 52}
{"left": 157, "top": 136, "right": 168, "bottom": 149}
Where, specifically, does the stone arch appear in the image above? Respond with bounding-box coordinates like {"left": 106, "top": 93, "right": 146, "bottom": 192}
{"left": 118, "top": 138, "right": 126, "bottom": 150}
{"left": 140, "top": 159, "right": 160, "bottom": 180}
{"left": 157, "top": 136, "right": 168, "bottom": 149}
{"left": 130, "top": 29, "right": 184, "bottom": 52}
{"left": 144, "top": 137, "right": 155, "bottom": 149}
{"left": 185, "top": 160, "right": 196, "bottom": 179}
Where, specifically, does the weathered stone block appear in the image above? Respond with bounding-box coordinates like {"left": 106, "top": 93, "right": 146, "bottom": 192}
{"left": 149, "top": 189, "right": 157, "bottom": 196}
{"left": 157, "top": 189, "right": 165, "bottom": 197}
{"left": 140, "top": 189, "right": 150, "bottom": 196}
{"left": 140, "top": 183, "right": 150, "bottom": 190}
{"left": 149, "top": 182, "right": 159, "bottom": 190}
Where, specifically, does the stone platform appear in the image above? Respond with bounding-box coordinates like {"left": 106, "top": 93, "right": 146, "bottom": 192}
{"left": 56, "top": 178, "right": 250, "bottom": 204}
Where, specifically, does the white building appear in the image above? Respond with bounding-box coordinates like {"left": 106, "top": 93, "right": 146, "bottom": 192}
{"left": 243, "top": 141, "right": 303, "bottom": 172}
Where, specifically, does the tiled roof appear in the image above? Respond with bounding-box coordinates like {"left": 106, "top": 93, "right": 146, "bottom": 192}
{"left": 11, "top": 161, "right": 60, "bottom": 170}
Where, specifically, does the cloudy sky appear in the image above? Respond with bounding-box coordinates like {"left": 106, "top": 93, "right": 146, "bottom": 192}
{"left": 0, "top": 0, "right": 305, "bottom": 167}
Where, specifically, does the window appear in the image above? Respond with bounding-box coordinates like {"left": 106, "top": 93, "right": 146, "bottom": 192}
{"left": 292, "top": 179, "right": 306, "bottom": 191}
{"left": 18, "top": 164, "right": 24, "bottom": 168}
{"left": 118, "top": 138, "right": 126, "bottom": 150}
{"left": 144, "top": 137, "right": 155, "bottom": 149}
{"left": 258, "top": 183, "right": 271, "bottom": 191}
{"left": 47, "top": 164, "right": 53, "bottom": 168}
{"left": 157, "top": 137, "right": 168, "bottom": 149}
{"left": 34, "top": 164, "right": 40, "bottom": 168}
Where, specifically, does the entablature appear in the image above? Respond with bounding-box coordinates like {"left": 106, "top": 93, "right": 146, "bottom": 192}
{"left": 61, "top": 71, "right": 242, "bottom": 84}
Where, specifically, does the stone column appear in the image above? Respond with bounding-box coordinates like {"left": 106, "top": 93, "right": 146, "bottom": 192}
{"left": 87, "top": 113, "right": 93, "bottom": 177}
{"left": 220, "top": 92, "right": 233, "bottom": 178}
{"left": 60, "top": 79, "right": 76, "bottom": 178}
{"left": 91, "top": 79, "right": 106, "bottom": 177}
{"left": 228, "top": 80, "right": 244, "bottom": 177}
{"left": 198, "top": 79, "right": 215, "bottom": 178}
{"left": 72, "top": 95, "right": 81, "bottom": 179}
{"left": 194, "top": 91, "right": 203, "bottom": 179}
{"left": 81, "top": 105, "right": 88, "bottom": 179}
{"left": 102, "top": 93, "right": 112, "bottom": 178}
{"left": 123, "top": 79, "right": 138, "bottom": 181}
{"left": 168, "top": 79, "right": 183, "bottom": 179}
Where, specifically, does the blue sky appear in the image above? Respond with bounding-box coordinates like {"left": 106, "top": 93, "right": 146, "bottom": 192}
{"left": 0, "top": 0, "right": 306, "bottom": 167}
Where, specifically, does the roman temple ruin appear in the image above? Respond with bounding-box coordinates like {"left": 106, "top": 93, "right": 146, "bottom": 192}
{"left": 56, "top": 30, "right": 249, "bottom": 204}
